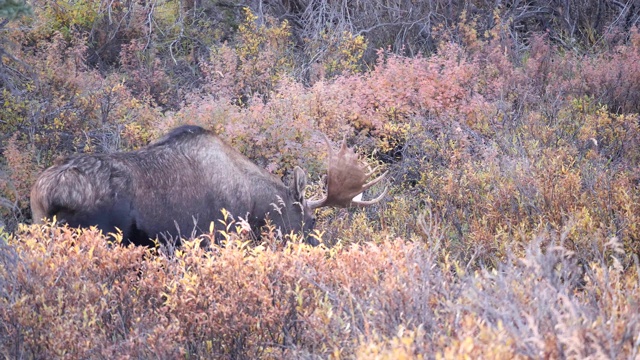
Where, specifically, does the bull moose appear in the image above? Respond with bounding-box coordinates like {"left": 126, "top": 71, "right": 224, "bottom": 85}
{"left": 30, "top": 125, "right": 387, "bottom": 246}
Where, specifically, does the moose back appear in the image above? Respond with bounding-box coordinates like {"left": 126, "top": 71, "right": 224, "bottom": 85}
{"left": 30, "top": 125, "right": 387, "bottom": 246}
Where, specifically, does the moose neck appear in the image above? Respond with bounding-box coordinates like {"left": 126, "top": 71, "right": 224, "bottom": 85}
{"left": 246, "top": 174, "right": 297, "bottom": 232}
{"left": 175, "top": 133, "right": 304, "bottom": 236}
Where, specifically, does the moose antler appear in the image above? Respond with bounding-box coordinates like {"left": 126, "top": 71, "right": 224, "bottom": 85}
{"left": 308, "top": 134, "right": 388, "bottom": 209}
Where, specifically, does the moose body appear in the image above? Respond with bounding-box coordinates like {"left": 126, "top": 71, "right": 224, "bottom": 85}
{"left": 31, "top": 125, "right": 387, "bottom": 246}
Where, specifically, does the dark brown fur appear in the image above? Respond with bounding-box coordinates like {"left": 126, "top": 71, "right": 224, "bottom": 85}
{"left": 30, "top": 125, "right": 316, "bottom": 246}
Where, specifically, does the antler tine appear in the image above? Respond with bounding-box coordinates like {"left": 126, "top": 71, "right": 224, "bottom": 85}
{"left": 321, "top": 133, "right": 349, "bottom": 155}
{"left": 352, "top": 185, "right": 388, "bottom": 207}
{"left": 339, "top": 134, "right": 348, "bottom": 152}
{"left": 321, "top": 133, "right": 334, "bottom": 156}
{"left": 361, "top": 170, "right": 388, "bottom": 192}
{"left": 365, "top": 165, "right": 381, "bottom": 177}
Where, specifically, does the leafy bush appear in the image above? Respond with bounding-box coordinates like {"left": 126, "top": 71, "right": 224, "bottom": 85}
{"left": 1, "top": 222, "right": 638, "bottom": 358}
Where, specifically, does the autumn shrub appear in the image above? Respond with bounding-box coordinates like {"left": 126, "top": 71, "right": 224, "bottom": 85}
{"left": 2, "top": 218, "right": 639, "bottom": 358}
{"left": 343, "top": 232, "right": 640, "bottom": 359}
{"left": 330, "top": 33, "right": 640, "bottom": 265}
{"left": 201, "top": 8, "right": 295, "bottom": 104}
{"left": 0, "top": 222, "right": 452, "bottom": 358}
{"left": 0, "top": 224, "right": 171, "bottom": 358}
{"left": 0, "top": 135, "right": 38, "bottom": 230}
{"left": 380, "top": 98, "right": 639, "bottom": 265}
{"left": 307, "top": 44, "right": 488, "bottom": 146}
{"left": 118, "top": 39, "right": 173, "bottom": 109}
{"left": 1, "top": 32, "right": 129, "bottom": 153}
{"left": 581, "top": 28, "right": 640, "bottom": 114}
{"left": 455, "top": 234, "right": 639, "bottom": 359}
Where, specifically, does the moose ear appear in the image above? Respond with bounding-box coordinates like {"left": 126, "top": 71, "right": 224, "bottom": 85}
{"left": 291, "top": 166, "right": 307, "bottom": 202}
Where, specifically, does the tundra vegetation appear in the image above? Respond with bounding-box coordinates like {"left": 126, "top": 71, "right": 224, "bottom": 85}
{"left": 1, "top": 1, "right": 640, "bottom": 358}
